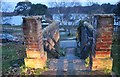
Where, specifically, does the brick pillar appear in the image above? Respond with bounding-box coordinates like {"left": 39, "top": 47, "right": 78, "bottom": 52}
{"left": 23, "top": 16, "right": 47, "bottom": 69}
{"left": 92, "top": 14, "right": 113, "bottom": 71}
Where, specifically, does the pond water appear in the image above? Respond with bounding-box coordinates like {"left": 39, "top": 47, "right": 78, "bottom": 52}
{"left": 2, "top": 16, "right": 24, "bottom": 25}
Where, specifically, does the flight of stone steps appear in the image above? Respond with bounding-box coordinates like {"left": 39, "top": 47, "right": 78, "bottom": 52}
{"left": 41, "top": 47, "right": 113, "bottom": 76}
{"left": 41, "top": 59, "right": 91, "bottom": 75}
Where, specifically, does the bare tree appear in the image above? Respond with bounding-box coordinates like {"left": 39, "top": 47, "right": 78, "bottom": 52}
{"left": 87, "top": 0, "right": 94, "bottom": 6}
{"left": 49, "top": 0, "right": 81, "bottom": 36}
{"left": 86, "top": 0, "right": 95, "bottom": 24}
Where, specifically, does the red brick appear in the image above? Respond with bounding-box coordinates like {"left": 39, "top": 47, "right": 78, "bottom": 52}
{"left": 96, "top": 51, "right": 111, "bottom": 54}
{"left": 102, "top": 32, "right": 112, "bottom": 35}
{"left": 96, "top": 42, "right": 103, "bottom": 45}
{"left": 107, "top": 41, "right": 113, "bottom": 44}
{"left": 95, "top": 48, "right": 111, "bottom": 51}
{"left": 102, "top": 38, "right": 112, "bottom": 42}
{"left": 100, "top": 45, "right": 109, "bottom": 49}
{"left": 101, "top": 35, "right": 107, "bottom": 39}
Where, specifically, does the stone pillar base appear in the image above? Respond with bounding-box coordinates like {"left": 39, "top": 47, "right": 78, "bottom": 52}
{"left": 26, "top": 50, "right": 47, "bottom": 60}
{"left": 92, "top": 58, "right": 113, "bottom": 71}
{"left": 24, "top": 51, "right": 47, "bottom": 69}
{"left": 24, "top": 57, "right": 47, "bottom": 69}
{"left": 92, "top": 51, "right": 113, "bottom": 71}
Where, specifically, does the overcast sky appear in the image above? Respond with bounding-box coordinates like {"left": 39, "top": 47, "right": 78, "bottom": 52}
{"left": 2, "top": 0, "right": 119, "bottom": 4}
{"left": 1, "top": 0, "right": 119, "bottom": 12}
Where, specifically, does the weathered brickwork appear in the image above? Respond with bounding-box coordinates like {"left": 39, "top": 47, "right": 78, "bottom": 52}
{"left": 23, "top": 16, "right": 47, "bottom": 69}
{"left": 92, "top": 14, "right": 114, "bottom": 71}
{"left": 95, "top": 15, "right": 114, "bottom": 58}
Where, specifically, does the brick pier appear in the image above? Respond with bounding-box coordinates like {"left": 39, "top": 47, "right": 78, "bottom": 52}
{"left": 23, "top": 16, "right": 47, "bottom": 69}
{"left": 92, "top": 14, "right": 114, "bottom": 71}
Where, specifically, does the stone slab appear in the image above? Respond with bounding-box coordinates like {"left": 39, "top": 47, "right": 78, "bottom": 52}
{"left": 24, "top": 57, "right": 47, "bottom": 69}
{"left": 92, "top": 58, "right": 113, "bottom": 71}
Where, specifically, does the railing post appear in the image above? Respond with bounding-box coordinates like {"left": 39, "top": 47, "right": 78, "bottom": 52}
{"left": 23, "top": 16, "right": 47, "bottom": 69}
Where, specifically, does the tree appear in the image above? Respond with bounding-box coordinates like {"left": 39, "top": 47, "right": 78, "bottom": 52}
{"left": 29, "top": 4, "right": 47, "bottom": 15}
{"left": 14, "top": 1, "right": 48, "bottom": 16}
{"left": 87, "top": 0, "right": 94, "bottom": 6}
{"left": 49, "top": 1, "right": 81, "bottom": 36}
{"left": 14, "top": 1, "right": 32, "bottom": 16}
{"left": 114, "top": 2, "right": 120, "bottom": 16}
{"left": 101, "top": 3, "right": 114, "bottom": 14}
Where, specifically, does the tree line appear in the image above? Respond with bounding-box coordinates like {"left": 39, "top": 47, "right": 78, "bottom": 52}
{"left": 48, "top": 3, "right": 118, "bottom": 15}
{"left": 2, "top": 1, "right": 120, "bottom": 17}
{"left": 14, "top": 1, "right": 48, "bottom": 16}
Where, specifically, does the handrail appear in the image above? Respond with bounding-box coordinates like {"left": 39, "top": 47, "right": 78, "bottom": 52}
{"left": 83, "top": 21, "right": 96, "bottom": 57}
{"left": 42, "top": 21, "right": 63, "bottom": 58}
{"left": 77, "top": 21, "right": 96, "bottom": 69}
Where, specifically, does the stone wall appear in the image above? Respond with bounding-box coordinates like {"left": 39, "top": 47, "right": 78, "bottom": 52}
{"left": 92, "top": 14, "right": 114, "bottom": 71}
{"left": 23, "top": 16, "right": 47, "bottom": 69}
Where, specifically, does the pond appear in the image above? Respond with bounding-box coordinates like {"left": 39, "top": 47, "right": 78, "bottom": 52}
{"left": 2, "top": 16, "right": 24, "bottom": 25}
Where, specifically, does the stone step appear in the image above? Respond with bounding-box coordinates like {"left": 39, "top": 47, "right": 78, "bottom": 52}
{"left": 47, "top": 59, "right": 88, "bottom": 71}
{"left": 41, "top": 70, "right": 92, "bottom": 75}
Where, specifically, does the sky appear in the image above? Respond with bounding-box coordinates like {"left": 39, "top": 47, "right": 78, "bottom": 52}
{"left": 1, "top": 0, "right": 119, "bottom": 12}
{"left": 1, "top": 0, "right": 119, "bottom": 5}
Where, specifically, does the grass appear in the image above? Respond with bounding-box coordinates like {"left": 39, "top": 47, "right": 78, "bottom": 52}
{"left": 111, "top": 29, "right": 120, "bottom": 76}
{"left": 85, "top": 57, "right": 90, "bottom": 68}
{"left": 20, "top": 65, "right": 48, "bottom": 75}
{"left": 20, "top": 60, "right": 49, "bottom": 75}
{"left": 2, "top": 43, "right": 26, "bottom": 74}
{"left": 2, "top": 43, "right": 49, "bottom": 75}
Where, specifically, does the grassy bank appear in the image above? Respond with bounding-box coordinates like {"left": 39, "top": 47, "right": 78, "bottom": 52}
{"left": 2, "top": 43, "right": 26, "bottom": 74}
{"left": 111, "top": 28, "right": 120, "bottom": 76}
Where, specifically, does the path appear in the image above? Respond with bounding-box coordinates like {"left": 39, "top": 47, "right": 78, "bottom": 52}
{"left": 41, "top": 48, "right": 90, "bottom": 76}
{"left": 60, "top": 40, "right": 77, "bottom": 48}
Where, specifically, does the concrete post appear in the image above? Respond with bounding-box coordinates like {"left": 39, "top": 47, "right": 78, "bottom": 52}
{"left": 23, "top": 16, "right": 47, "bottom": 69}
